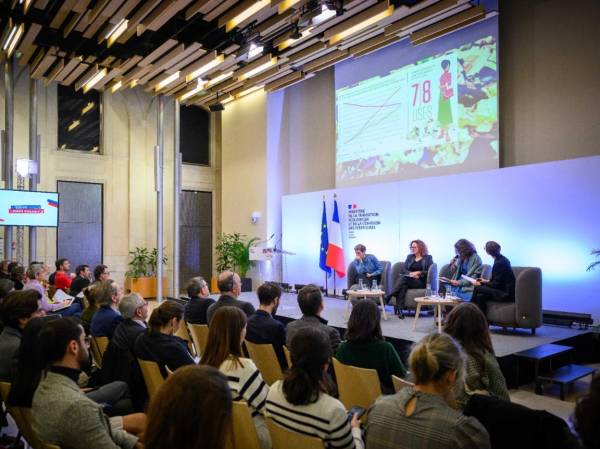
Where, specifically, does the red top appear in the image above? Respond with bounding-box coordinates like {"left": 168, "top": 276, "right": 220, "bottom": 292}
{"left": 54, "top": 271, "right": 72, "bottom": 290}
{"left": 440, "top": 71, "right": 453, "bottom": 99}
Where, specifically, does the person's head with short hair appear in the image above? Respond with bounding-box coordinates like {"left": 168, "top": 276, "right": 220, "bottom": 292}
{"left": 93, "top": 264, "right": 109, "bottom": 282}
{"left": 0, "top": 278, "right": 15, "bottom": 302}
{"left": 201, "top": 306, "right": 247, "bottom": 370}
{"left": 484, "top": 241, "right": 501, "bottom": 259}
{"left": 574, "top": 374, "right": 600, "bottom": 449}
{"left": 0, "top": 290, "right": 43, "bottom": 329}
{"left": 444, "top": 302, "right": 494, "bottom": 365}
{"left": 38, "top": 318, "right": 90, "bottom": 371}
{"left": 283, "top": 327, "right": 333, "bottom": 405}
{"left": 55, "top": 258, "right": 70, "bottom": 272}
{"left": 119, "top": 293, "right": 148, "bottom": 321}
{"left": 1, "top": 260, "right": 10, "bottom": 274}
{"left": 75, "top": 264, "right": 90, "bottom": 278}
{"left": 144, "top": 365, "right": 233, "bottom": 449}
{"left": 257, "top": 282, "right": 282, "bottom": 314}
{"left": 409, "top": 239, "right": 429, "bottom": 257}
{"left": 7, "top": 262, "right": 19, "bottom": 275}
{"left": 95, "top": 280, "right": 122, "bottom": 308}
{"left": 297, "top": 284, "right": 323, "bottom": 317}
{"left": 26, "top": 263, "right": 47, "bottom": 281}
{"left": 217, "top": 270, "right": 241, "bottom": 298}
{"left": 345, "top": 300, "right": 382, "bottom": 343}
{"left": 186, "top": 276, "right": 209, "bottom": 298}
{"left": 10, "top": 265, "right": 26, "bottom": 282}
{"left": 354, "top": 244, "right": 367, "bottom": 261}
{"left": 454, "top": 239, "right": 477, "bottom": 260}
{"left": 409, "top": 333, "right": 464, "bottom": 399}
{"left": 148, "top": 301, "right": 184, "bottom": 335}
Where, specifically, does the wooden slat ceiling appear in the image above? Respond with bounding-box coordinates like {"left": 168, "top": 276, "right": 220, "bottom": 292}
{"left": 0, "top": 0, "right": 487, "bottom": 108}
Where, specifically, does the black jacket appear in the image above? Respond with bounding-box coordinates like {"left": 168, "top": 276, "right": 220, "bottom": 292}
{"left": 487, "top": 255, "right": 516, "bottom": 301}
{"left": 134, "top": 330, "right": 195, "bottom": 377}
{"left": 246, "top": 310, "right": 287, "bottom": 369}
{"left": 402, "top": 254, "right": 434, "bottom": 279}
{"left": 69, "top": 276, "right": 91, "bottom": 296}
{"left": 184, "top": 296, "right": 216, "bottom": 325}
{"left": 206, "top": 294, "right": 255, "bottom": 324}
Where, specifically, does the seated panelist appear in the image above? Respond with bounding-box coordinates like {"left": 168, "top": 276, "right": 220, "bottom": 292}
{"left": 352, "top": 244, "right": 382, "bottom": 286}
{"left": 447, "top": 239, "right": 483, "bottom": 301}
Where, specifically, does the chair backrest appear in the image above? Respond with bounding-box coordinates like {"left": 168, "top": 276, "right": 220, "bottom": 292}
{"left": 391, "top": 261, "right": 438, "bottom": 290}
{"left": 481, "top": 264, "right": 492, "bottom": 280}
{"left": 346, "top": 262, "right": 358, "bottom": 289}
{"left": 283, "top": 346, "right": 292, "bottom": 368}
{"left": 245, "top": 341, "right": 283, "bottom": 386}
{"left": 266, "top": 417, "right": 325, "bottom": 449}
{"left": 176, "top": 321, "right": 196, "bottom": 356}
{"left": 188, "top": 323, "right": 209, "bottom": 357}
{"left": 225, "top": 401, "right": 263, "bottom": 449}
{"left": 91, "top": 336, "right": 109, "bottom": 368}
{"left": 15, "top": 407, "right": 44, "bottom": 449}
{"left": 379, "top": 260, "right": 391, "bottom": 294}
{"left": 513, "top": 267, "right": 543, "bottom": 327}
{"left": 0, "top": 381, "right": 10, "bottom": 402}
{"left": 137, "top": 359, "right": 165, "bottom": 401}
{"left": 332, "top": 358, "right": 382, "bottom": 410}
{"left": 392, "top": 375, "right": 415, "bottom": 393}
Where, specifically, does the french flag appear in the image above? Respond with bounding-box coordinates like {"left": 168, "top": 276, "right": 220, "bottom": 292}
{"left": 47, "top": 199, "right": 58, "bottom": 208}
{"left": 325, "top": 199, "right": 346, "bottom": 278}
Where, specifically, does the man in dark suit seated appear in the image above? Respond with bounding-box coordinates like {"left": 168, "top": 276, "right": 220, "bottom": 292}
{"left": 90, "top": 280, "right": 124, "bottom": 339}
{"left": 113, "top": 293, "right": 148, "bottom": 349}
{"left": 183, "top": 277, "right": 215, "bottom": 325}
{"left": 69, "top": 265, "right": 91, "bottom": 297}
{"left": 246, "top": 282, "right": 287, "bottom": 369}
{"left": 206, "top": 271, "right": 255, "bottom": 324}
{"left": 472, "top": 241, "right": 516, "bottom": 315}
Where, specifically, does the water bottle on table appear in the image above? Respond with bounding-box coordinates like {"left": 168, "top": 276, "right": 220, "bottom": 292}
{"left": 358, "top": 278, "right": 364, "bottom": 290}
{"left": 425, "top": 283, "right": 432, "bottom": 298}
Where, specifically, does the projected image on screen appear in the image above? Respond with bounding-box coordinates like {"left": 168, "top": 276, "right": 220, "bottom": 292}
{"left": 335, "top": 17, "right": 498, "bottom": 186}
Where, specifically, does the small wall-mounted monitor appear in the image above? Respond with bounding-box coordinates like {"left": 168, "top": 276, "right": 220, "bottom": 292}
{"left": 0, "top": 190, "right": 59, "bottom": 227}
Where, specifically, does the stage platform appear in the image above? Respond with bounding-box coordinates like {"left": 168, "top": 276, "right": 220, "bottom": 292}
{"left": 236, "top": 292, "right": 590, "bottom": 358}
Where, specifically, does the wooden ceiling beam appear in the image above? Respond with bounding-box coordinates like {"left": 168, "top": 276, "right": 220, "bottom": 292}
{"left": 44, "top": 59, "right": 64, "bottom": 85}
{"left": 61, "top": 62, "right": 90, "bottom": 86}
{"left": 138, "top": 39, "right": 179, "bottom": 67}
{"left": 31, "top": 48, "right": 57, "bottom": 79}
{"left": 49, "top": 0, "right": 78, "bottom": 29}
{"left": 116, "top": 0, "right": 163, "bottom": 44}
{"left": 54, "top": 57, "right": 82, "bottom": 83}
{"left": 110, "top": 0, "right": 142, "bottom": 24}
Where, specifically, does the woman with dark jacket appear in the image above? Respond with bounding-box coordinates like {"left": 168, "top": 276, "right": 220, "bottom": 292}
{"left": 471, "top": 241, "right": 516, "bottom": 314}
{"left": 386, "top": 239, "right": 433, "bottom": 318}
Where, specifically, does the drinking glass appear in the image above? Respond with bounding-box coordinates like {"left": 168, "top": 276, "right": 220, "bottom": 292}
{"left": 358, "top": 278, "right": 364, "bottom": 290}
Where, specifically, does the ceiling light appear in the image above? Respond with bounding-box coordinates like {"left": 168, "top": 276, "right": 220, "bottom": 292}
{"left": 110, "top": 80, "right": 123, "bottom": 93}
{"left": 238, "top": 55, "right": 277, "bottom": 81}
{"left": 105, "top": 19, "right": 128, "bottom": 47}
{"left": 3, "top": 23, "right": 25, "bottom": 58}
{"left": 312, "top": 4, "right": 337, "bottom": 25}
{"left": 224, "top": 0, "right": 270, "bottom": 32}
{"left": 186, "top": 54, "right": 225, "bottom": 82}
{"left": 326, "top": 3, "right": 395, "bottom": 45}
{"left": 68, "top": 120, "right": 80, "bottom": 132}
{"left": 81, "top": 102, "right": 95, "bottom": 115}
{"left": 179, "top": 79, "right": 206, "bottom": 102}
{"left": 205, "top": 71, "right": 234, "bottom": 88}
{"left": 248, "top": 42, "right": 264, "bottom": 59}
{"left": 155, "top": 71, "right": 180, "bottom": 91}
{"left": 83, "top": 68, "right": 107, "bottom": 93}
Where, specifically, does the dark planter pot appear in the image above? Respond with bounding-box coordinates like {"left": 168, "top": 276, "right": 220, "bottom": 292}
{"left": 241, "top": 277, "right": 253, "bottom": 292}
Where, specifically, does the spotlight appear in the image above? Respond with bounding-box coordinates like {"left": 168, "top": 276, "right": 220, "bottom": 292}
{"left": 290, "top": 24, "right": 302, "bottom": 40}
{"left": 209, "top": 102, "right": 225, "bottom": 112}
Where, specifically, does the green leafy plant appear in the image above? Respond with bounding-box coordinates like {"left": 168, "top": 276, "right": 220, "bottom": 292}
{"left": 588, "top": 249, "right": 600, "bottom": 271}
{"left": 215, "top": 232, "right": 259, "bottom": 278}
{"left": 125, "top": 247, "right": 168, "bottom": 278}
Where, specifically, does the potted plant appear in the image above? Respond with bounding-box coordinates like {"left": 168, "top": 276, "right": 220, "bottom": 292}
{"left": 124, "top": 247, "right": 168, "bottom": 299}
{"left": 588, "top": 249, "right": 600, "bottom": 271}
{"left": 215, "top": 232, "right": 259, "bottom": 292}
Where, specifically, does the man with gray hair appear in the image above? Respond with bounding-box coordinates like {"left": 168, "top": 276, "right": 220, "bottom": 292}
{"left": 206, "top": 270, "right": 255, "bottom": 324}
{"left": 183, "top": 277, "right": 215, "bottom": 325}
{"left": 90, "top": 280, "right": 124, "bottom": 339}
{"left": 111, "top": 293, "right": 148, "bottom": 350}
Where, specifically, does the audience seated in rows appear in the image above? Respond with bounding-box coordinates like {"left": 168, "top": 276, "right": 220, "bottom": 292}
{"left": 201, "top": 306, "right": 271, "bottom": 449}
{"left": 134, "top": 301, "right": 194, "bottom": 375}
{"left": 207, "top": 270, "right": 255, "bottom": 324}
{"left": 266, "top": 326, "right": 364, "bottom": 449}
{"left": 447, "top": 239, "right": 483, "bottom": 301}
{"left": 444, "top": 303, "right": 510, "bottom": 408}
{"left": 183, "top": 276, "right": 215, "bottom": 325}
{"left": 53, "top": 258, "right": 75, "bottom": 291}
{"left": 0, "top": 260, "right": 11, "bottom": 280}
{"left": 144, "top": 365, "right": 233, "bottom": 449}
{"left": 114, "top": 293, "right": 149, "bottom": 347}
{"left": 70, "top": 264, "right": 92, "bottom": 297}
{"left": 365, "top": 332, "right": 491, "bottom": 449}
{"left": 0, "top": 278, "right": 15, "bottom": 333}
{"left": 31, "top": 318, "right": 145, "bottom": 449}
{"left": 0, "top": 290, "right": 43, "bottom": 380}
{"left": 25, "top": 263, "right": 81, "bottom": 317}
{"left": 336, "top": 300, "right": 406, "bottom": 394}
{"left": 246, "top": 281, "right": 287, "bottom": 369}
{"left": 90, "top": 280, "right": 124, "bottom": 339}
{"left": 287, "top": 284, "right": 341, "bottom": 354}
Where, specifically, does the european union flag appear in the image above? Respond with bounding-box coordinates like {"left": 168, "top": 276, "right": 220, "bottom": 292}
{"left": 319, "top": 200, "right": 331, "bottom": 275}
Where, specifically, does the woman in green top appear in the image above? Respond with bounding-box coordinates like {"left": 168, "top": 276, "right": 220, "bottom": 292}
{"left": 336, "top": 300, "right": 406, "bottom": 393}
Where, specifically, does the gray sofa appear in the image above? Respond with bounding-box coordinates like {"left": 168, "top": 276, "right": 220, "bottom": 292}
{"left": 347, "top": 260, "right": 391, "bottom": 294}
{"left": 389, "top": 261, "right": 438, "bottom": 310}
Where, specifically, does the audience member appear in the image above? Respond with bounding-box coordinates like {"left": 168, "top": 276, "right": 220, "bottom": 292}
{"left": 444, "top": 303, "right": 510, "bottom": 408}
{"left": 114, "top": 293, "right": 148, "bottom": 348}
{"left": 206, "top": 270, "right": 255, "bottom": 324}
{"left": 447, "top": 239, "right": 483, "bottom": 301}
{"left": 81, "top": 286, "right": 99, "bottom": 333}
{"left": 183, "top": 276, "right": 215, "bottom": 325}
{"left": 386, "top": 239, "right": 433, "bottom": 318}
{"left": 365, "top": 332, "right": 490, "bottom": 449}
{"left": 0, "top": 290, "right": 43, "bottom": 380}
{"left": 134, "top": 301, "right": 194, "bottom": 375}
{"left": 286, "top": 284, "right": 341, "bottom": 353}
{"left": 573, "top": 374, "right": 600, "bottom": 449}
{"left": 0, "top": 278, "right": 14, "bottom": 303}
{"left": 201, "top": 306, "right": 270, "bottom": 449}
{"left": 10, "top": 264, "right": 26, "bottom": 290}
{"left": 246, "top": 281, "right": 287, "bottom": 369}
{"left": 144, "top": 365, "right": 233, "bottom": 449}
{"left": 266, "top": 326, "right": 364, "bottom": 449}
{"left": 31, "top": 318, "right": 145, "bottom": 449}
{"left": 90, "top": 280, "right": 124, "bottom": 339}
{"left": 352, "top": 243, "right": 383, "bottom": 285}
{"left": 0, "top": 260, "right": 11, "bottom": 279}
{"left": 336, "top": 300, "right": 406, "bottom": 393}
{"left": 93, "top": 264, "right": 110, "bottom": 283}
{"left": 70, "top": 264, "right": 92, "bottom": 296}
{"left": 471, "top": 241, "right": 516, "bottom": 314}
{"left": 25, "top": 263, "right": 82, "bottom": 317}
{"left": 53, "top": 258, "right": 75, "bottom": 291}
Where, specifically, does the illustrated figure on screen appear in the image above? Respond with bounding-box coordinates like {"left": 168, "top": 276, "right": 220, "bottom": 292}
{"left": 438, "top": 59, "right": 454, "bottom": 142}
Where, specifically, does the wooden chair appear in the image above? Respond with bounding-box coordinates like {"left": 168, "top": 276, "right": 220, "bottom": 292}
{"left": 245, "top": 341, "right": 283, "bottom": 385}
{"left": 392, "top": 375, "right": 415, "bottom": 393}
{"left": 14, "top": 406, "right": 44, "bottom": 449}
{"left": 332, "top": 358, "right": 382, "bottom": 410}
{"left": 0, "top": 381, "right": 10, "bottom": 402}
{"left": 42, "top": 444, "right": 62, "bottom": 449}
{"left": 176, "top": 321, "right": 196, "bottom": 356}
{"left": 283, "top": 346, "right": 292, "bottom": 368}
{"left": 188, "top": 323, "right": 209, "bottom": 357}
{"left": 225, "top": 401, "right": 263, "bottom": 449}
{"left": 266, "top": 417, "right": 324, "bottom": 449}
{"left": 90, "top": 336, "right": 109, "bottom": 368}
{"left": 138, "top": 359, "right": 165, "bottom": 401}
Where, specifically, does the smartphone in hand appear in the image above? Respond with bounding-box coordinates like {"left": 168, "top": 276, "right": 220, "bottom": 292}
{"left": 347, "top": 405, "right": 366, "bottom": 421}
